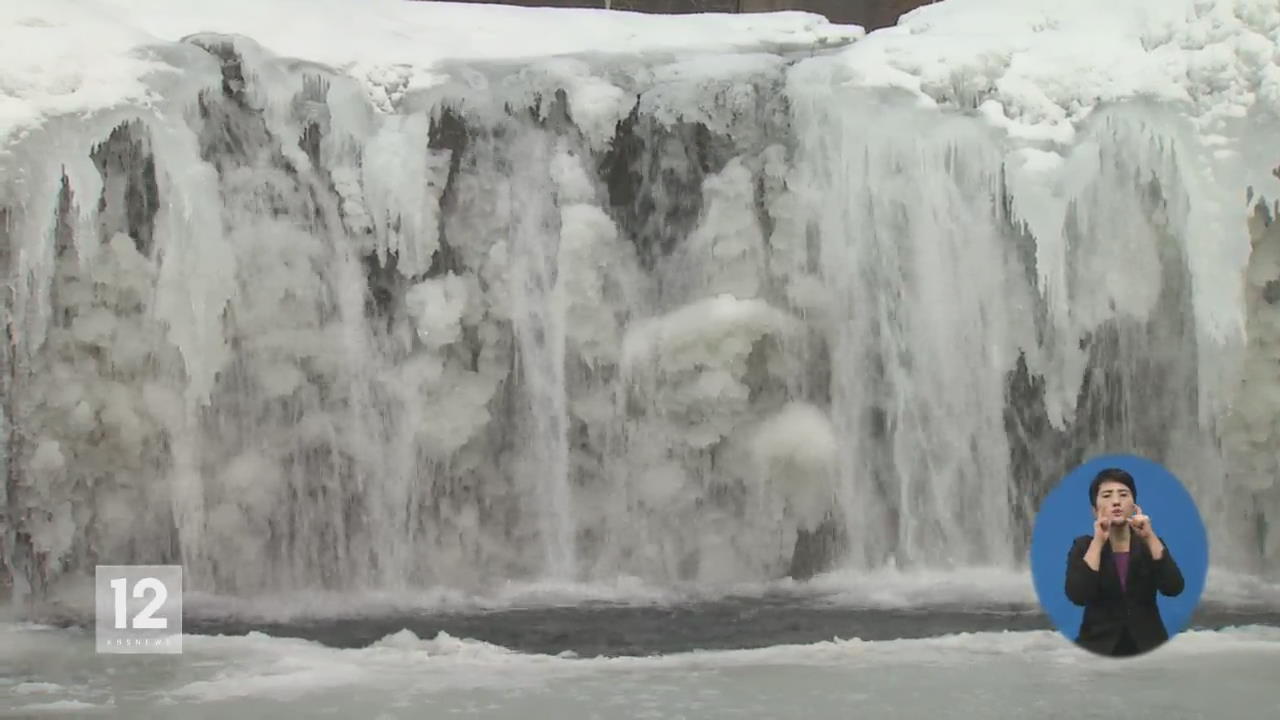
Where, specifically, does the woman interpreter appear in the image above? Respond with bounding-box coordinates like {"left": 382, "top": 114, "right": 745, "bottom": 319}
{"left": 1065, "top": 468, "right": 1186, "bottom": 657}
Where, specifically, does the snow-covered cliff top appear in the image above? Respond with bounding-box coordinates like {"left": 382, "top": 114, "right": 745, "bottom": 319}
{"left": 832, "top": 0, "right": 1280, "bottom": 145}
{"left": 0, "top": 0, "right": 858, "bottom": 145}
{"left": 1, "top": 0, "right": 1278, "bottom": 172}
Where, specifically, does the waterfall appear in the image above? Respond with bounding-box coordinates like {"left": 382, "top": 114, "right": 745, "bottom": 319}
{"left": 504, "top": 126, "right": 575, "bottom": 579}
{"left": 0, "top": 23, "right": 1275, "bottom": 604}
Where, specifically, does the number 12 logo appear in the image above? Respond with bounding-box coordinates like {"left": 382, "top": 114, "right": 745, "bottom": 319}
{"left": 109, "top": 577, "right": 169, "bottom": 630}
{"left": 95, "top": 565, "right": 182, "bottom": 654}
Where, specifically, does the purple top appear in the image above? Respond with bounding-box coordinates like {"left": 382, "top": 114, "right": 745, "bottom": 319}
{"left": 1113, "top": 551, "right": 1130, "bottom": 593}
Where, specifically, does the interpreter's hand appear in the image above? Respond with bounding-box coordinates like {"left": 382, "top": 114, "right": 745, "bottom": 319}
{"left": 1093, "top": 505, "right": 1112, "bottom": 541}
{"left": 1128, "top": 505, "right": 1154, "bottom": 541}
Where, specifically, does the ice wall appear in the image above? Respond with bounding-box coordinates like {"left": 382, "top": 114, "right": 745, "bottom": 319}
{"left": 1224, "top": 199, "right": 1280, "bottom": 570}
{"left": 1, "top": 7, "right": 1277, "bottom": 601}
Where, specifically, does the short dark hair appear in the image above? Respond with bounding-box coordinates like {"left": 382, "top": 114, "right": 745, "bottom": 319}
{"left": 1089, "top": 468, "right": 1136, "bottom": 508}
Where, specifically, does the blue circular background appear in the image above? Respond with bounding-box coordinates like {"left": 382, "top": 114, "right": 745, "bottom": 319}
{"left": 1029, "top": 454, "right": 1209, "bottom": 645}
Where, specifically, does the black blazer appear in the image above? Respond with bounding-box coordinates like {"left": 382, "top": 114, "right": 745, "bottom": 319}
{"left": 1065, "top": 534, "right": 1185, "bottom": 656}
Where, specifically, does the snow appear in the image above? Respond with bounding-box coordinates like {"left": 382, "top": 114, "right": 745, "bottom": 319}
{"left": 0, "top": 0, "right": 860, "bottom": 147}
{"left": 832, "top": 0, "right": 1280, "bottom": 146}
{"left": 4, "top": 0, "right": 1275, "bottom": 162}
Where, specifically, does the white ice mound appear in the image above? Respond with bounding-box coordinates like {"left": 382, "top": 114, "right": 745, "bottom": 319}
{"left": 368, "top": 629, "right": 516, "bottom": 659}
{"left": 623, "top": 294, "right": 796, "bottom": 374}
{"left": 406, "top": 273, "right": 472, "bottom": 349}
{"left": 622, "top": 294, "right": 799, "bottom": 450}
{"left": 751, "top": 402, "right": 839, "bottom": 532}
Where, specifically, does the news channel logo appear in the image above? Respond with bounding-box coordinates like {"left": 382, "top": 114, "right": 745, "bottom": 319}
{"left": 94, "top": 565, "right": 183, "bottom": 654}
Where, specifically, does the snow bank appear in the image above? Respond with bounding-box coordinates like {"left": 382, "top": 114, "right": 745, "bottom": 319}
{"left": 3, "top": 0, "right": 1277, "bottom": 175}
{"left": 0, "top": 0, "right": 861, "bottom": 146}
{"left": 830, "top": 0, "right": 1279, "bottom": 141}
{"left": 819, "top": 0, "right": 1280, "bottom": 206}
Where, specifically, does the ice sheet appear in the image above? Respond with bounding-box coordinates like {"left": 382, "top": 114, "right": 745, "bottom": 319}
{"left": 3, "top": 622, "right": 1280, "bottom": 718}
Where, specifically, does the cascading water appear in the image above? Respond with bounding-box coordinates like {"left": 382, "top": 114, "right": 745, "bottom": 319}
{"left": 1, "top": 18, "right": 1277, "bottom": 607}
{"left": 504, "top": 128, "right": 576, "bottom": 579}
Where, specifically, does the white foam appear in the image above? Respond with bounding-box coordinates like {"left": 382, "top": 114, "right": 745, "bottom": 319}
{"left": 11, "top": 682, "right": 64, "bottom": 695}
{"left": 164, "top": 566, "right": 1278, "bottom": 622}
{"left": 11, "top": 700, "right": 107, "bottom": 713}
{"left": 1203, "top": 568, "right": 1280, "bottom": 607}
{"left": 799, "top": 566, "right": 1040, "bottom": 608}
{"left": 179, "top": 577, "right": 683, "bottom": 622}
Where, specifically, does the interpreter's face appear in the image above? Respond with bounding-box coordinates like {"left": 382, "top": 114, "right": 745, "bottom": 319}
{"left": 1094, "top": 481, "right": 1136, "bottom": 524}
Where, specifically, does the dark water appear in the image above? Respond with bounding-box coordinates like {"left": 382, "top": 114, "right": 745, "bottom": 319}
{"left": 162, "top": 600, "right": 1280, "bottom": 657}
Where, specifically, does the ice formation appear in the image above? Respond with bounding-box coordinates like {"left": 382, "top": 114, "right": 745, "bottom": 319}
{"left": 1, "top": 0, "right": 1278, "bottom": 601}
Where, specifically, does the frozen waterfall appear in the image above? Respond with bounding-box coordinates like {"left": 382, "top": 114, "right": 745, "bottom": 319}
{"left": 2, "top": 10, "right": 1278, "bottom": 605}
